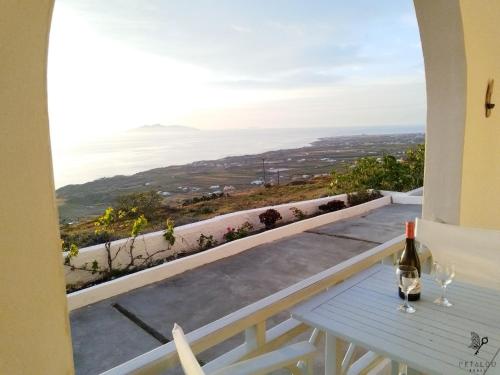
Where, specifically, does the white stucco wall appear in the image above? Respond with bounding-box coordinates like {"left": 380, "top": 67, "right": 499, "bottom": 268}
{"left": 414, "top": 0, "right": 467, "bottom": 225}
{"left": 459, "top": 1, "right": 500, "bottom": 230}
{"left": 0, "top": 1, "right": 75, "bottom": 374}
{"left": 415, "top": 0, "right": 500, "bottom": 230}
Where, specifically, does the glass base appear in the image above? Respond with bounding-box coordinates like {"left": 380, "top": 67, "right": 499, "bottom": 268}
{"left": 434, "top": 296, "right": 452, "bottom": 307}
{"left": 398, "top": 303, "right": 416, "bottom": 313}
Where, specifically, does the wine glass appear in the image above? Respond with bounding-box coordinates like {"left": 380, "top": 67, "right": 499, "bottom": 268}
{"left": 396, "top": 265, "right": 419, "bottom": 313}
{"left": 433, "top": 262, "right": 455, "bottom": 306}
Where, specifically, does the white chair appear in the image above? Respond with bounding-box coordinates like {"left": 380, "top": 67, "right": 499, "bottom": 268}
{"left": 172, "top": 323, "right": 317, "bottom": 375}
{"left": 416, "top": 218, "right": 500, "bottom": 290}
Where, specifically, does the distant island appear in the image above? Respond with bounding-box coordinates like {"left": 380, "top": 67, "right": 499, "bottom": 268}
{"left": 130, "top": 124, "right": 199, "bottom": 132}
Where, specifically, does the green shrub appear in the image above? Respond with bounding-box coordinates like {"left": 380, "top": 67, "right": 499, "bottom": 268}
{"left": 318, "top": 200, "right": 346, "bottom": 213}
{"left": 290, "top": 207, "right": 306, "bottom": 220}
{"left": 197, "top": 234, "right": 218, "bottom": 251}
{"left": 330, "top": 144, "right": 424, "bottom": 193}
{"left": 115, "top": 191, "right": 163, "bottom": 220}
{"left": 223, "top": 222, "right": 254, "bottom": 242}
{"left": 182, "top": 192, "right": 224, "bottom": 206}
{"left": 163, "top": 218, "right": 176, "bottom": 246}
{"left": 199, "top": 205, "right": 214, "bottom": 214}
{"left": 347, "top": 190, "right": 383, "bottom": 206}
{"left": 259, "top": 209, "right": 282, "bottom": 229}
{"left": 404, "top": 144, "right": 425, "bottom": 188}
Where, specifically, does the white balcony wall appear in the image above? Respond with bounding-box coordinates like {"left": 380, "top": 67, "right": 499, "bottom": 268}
{"left": 64, "top": 194, "right": 352, "bottom": 286}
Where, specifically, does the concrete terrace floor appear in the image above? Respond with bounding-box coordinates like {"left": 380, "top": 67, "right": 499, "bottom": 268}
{"left": 70, "top": 203, "right": 421, "bottom": 375}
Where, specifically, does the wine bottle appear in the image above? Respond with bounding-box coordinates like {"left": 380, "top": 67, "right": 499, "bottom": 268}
{"left": 398, "top": 221, "right": 421, "bottom": 301}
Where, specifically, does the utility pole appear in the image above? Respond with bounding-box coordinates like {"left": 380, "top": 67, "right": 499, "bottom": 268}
{"left": 262, "top": 158, "right": 266, "bottom": 184}
{"left": 277, "top": 169, "right": 280, "bottom": 185}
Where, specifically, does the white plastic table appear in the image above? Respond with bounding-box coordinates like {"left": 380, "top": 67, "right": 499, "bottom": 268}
{"left": 291, "top": 264, "right": 500, "bottom": 375}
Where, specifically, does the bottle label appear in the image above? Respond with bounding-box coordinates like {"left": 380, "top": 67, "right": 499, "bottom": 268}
{"left": 408, "top": 278, "right": 421, "bottom": 295}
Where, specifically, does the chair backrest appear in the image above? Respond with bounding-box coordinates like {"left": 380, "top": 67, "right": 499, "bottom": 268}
{"left": 415, "top": 218, "right": 500, "bottom": 290}
{"left": 172, "top": 324, "right": 205, "bottom": 375}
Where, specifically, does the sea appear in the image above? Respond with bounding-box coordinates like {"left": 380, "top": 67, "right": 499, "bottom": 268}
{"left": 52, "top": 125, "right": 424, "bottom": 189}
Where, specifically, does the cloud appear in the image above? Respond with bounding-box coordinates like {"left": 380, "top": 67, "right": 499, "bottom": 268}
{"left": 211, "top": 68, "right": 344, "bottom": 90}
{"left": 231, "top": 25, "right": 253, "bottom": 33}
{"left": 55, "top": 0, "right": 422, "bottom": 77}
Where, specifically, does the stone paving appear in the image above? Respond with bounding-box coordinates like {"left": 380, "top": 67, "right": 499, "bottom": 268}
{"left": 70, "top": 203, "right": 421, "bottom": 374}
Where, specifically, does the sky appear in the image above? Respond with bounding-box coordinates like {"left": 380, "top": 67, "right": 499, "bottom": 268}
{"left": 48, "top": 0, "right": 425, "bottom": 146}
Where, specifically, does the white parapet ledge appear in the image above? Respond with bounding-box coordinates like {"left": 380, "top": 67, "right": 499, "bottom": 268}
{"left": 380, "top": 187, "right": 423, "bottom": 205}
{"left": 406, "top": 186, "right": 424, "bottom": 196}
{"left": 67, "top": 195, "right": 393, "bottom": 310}
{"left": 392, "top": 195, "right": 423, "bottom": 205}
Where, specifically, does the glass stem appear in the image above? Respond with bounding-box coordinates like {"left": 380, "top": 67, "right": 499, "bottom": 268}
{"left": 404, "top": 291, "right": 410, "bottom": 308}
{"left": 442, "top": 285, "right": 447, "bottom": 301}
